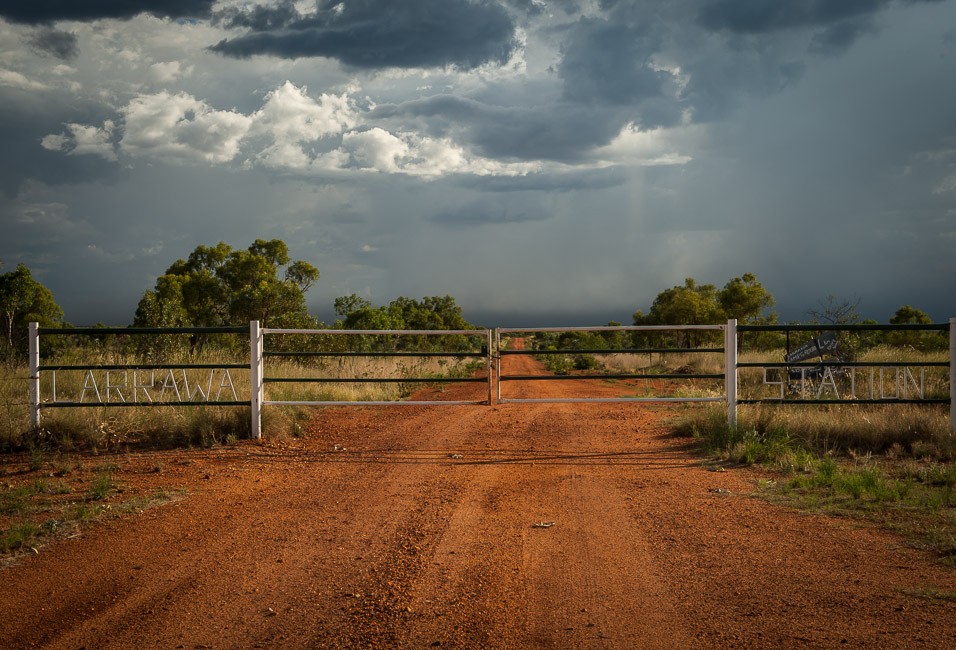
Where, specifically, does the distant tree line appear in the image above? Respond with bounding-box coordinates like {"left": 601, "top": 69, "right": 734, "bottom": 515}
{"left": 626, "top": 276, "right": 945, "bottom": 353}
{"left": 332, "top": 294, "right": 479, "bottom": 352}
{"left": 0, "top": 252, "right": 948, "bottom": 360}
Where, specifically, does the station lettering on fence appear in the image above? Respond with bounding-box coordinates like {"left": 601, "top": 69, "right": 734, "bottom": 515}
{"left": 56, "top": 367, "right": 240, "bottom": 404}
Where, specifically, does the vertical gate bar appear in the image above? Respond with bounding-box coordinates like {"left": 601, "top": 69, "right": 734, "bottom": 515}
{"left": 495, "top": 329, "right": 502, "bottom": 403}
{"left": 29, "top": 322, "right": 40, "bottom": 429}
{"left": 486, "top": 328, "right": 493, "bottom": 405}
{"left": 725, "top": 319, "right": 738, "bottom": 429}
{"left": 950, "top": 317, "right": 955, "bottom": 434}
{"left": 250, "top": 320, "right": 263, "bottom": 439}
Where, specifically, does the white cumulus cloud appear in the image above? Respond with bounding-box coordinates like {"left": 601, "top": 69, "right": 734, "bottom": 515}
{"left": 247, "top": 81, "right": 357, "bottom": 169}
{"left": 341, "top": 127, "right": 409, "bottom": 173}
{"left": 41, "top": 121, "right": 116, "bottom": 160}
{"left": 595, "top": 123, "right": 693, "bottom": 166}
{"left": 338, "top": 128, "right": 540, "bottom": 177}
{"left": 120, "top": 91, "right": 252, "bottom": 164}
{"left": 148, "top": 60, "right": 192, "bottom": 84}
{"left": 0, "top": 68, "right": 48, "bottom": 91}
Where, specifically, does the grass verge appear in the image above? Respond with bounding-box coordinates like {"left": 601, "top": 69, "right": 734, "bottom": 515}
{"left": 678, "top": 404, "right": 956, "bottom": 565}
{"left": 2, "top": 353, "right": 484, "bottom": 451}
{"left": 1, "top": 453, "right": 187, "bottom": 558}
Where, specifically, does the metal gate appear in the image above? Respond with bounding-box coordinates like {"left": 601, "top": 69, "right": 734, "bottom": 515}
{"left": 27, "top": 319, "right": 953, "bottom": 440}
{"left": 251, "top": 325, "right": 493, "bottom": 433}
{"left": 495, "top": 325, "right": 731, "bottom": 405}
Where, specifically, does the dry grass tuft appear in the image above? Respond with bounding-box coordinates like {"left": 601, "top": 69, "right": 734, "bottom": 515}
{"left": 1, "top": 353, "right": 482, "bottom": 450}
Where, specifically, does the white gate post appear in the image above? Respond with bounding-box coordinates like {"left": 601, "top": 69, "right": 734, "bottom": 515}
{"left": 950, "top": 317, "right": 955, "bottom": 434}
{"left": 486, "top": 328, "right": 494, "bottom": 405}
{"left": 495, "top": 329, "right": 502, "bottom": 403}
{"left": 250, "top": 320, "right": 263, "bottom": 439}
{"left": 725, "top": 319, "right": 738, "bottom": 429}
{"left": 29, "top": 322, "right": 40, "bottom": 429}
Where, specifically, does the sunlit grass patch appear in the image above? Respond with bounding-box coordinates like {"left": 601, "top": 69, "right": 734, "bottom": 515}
{"left": 678, "top": 403, "right": 956, "bottom": 564}
{"left": 0, "top": 457, "right": 187, "bottom": 559}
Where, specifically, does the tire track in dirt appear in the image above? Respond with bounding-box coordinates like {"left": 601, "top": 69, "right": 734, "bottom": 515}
{"left": 386, "top": 401, "right": 696, "bottom": 648}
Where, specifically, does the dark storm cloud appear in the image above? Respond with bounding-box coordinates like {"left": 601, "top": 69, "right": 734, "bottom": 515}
{"left": 457, "top": 167, "right": 628, "bottom": 193}
{"left": 28, "top": 26, "right": 78, "bottom": 59}
{"left": 427, "top": 202, "right": 550, "bottom": 227}
{"left": 809, "top": 18, "right": 877, "bottom": 55}
{"left": 555, "top": 0, "right": 882, "bottom": 127}
{"left": 0, "top": 0, "right": 215, "bottom": 24}
{"left": 210, "top": 0, "right": 518, "bottom": 70}
{"left": 696, "top": 0, "right": 891, "bottom": 33}
{"left": 549, "top": 0, "right": 949, "bottom": 130}
{"left": 372, "top": 94, "right": 624, "bottom": 162}
{"left": 680, "top": 54, "right": 805, "bottom": 123}
{"left": 0, "top": 93, "right": 121, "bottom": 197}
{"left": 559, "top": 19, "right": 663, "bottom": 105}
{"left": 29, "top": 27, "right": 79, "bottom": 60}
{"left": 0, "top": 127, "right": 118, "bottom": 197}
{"left": 557, "top": 16, "right": 685, "bottom": 128}
{"left": 696, "top": 0, "right": 947, "bottom": 52}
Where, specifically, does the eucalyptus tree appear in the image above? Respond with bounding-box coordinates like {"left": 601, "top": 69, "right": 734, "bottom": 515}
{"left": 134, "top": 239, "right": 319, "bottom": 330}
{"left": 0, "top": 262, "right": 65, "bottom": 357}
{"left": 632, "top": 278, "right": 724, "bottom": 347}
{"left": 633, "top": 274, "right": 776, "bottom": 348}
{"left": 887, "top": 305, "right": 944, "bottom": 351}
{"left": 333, "top": 294, "right": 477, "bottom": 351}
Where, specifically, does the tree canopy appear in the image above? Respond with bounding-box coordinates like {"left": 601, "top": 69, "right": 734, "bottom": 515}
{"left": 134, "top": 239, "right": 319, "bottom": 329}
{"left": 333, "top": 294, "right": 477, "bottom": 351}
{"left": 632, "top": 273, "right": 776, "bottom": 347}
{"left": 334, "top": 294, "right": 473, "bottom": 332}
{"left": 886, "top": 304, "right": 945, "bottom": 351}
{"left": 0, "top": 262, "right": 65, "bottom": 357}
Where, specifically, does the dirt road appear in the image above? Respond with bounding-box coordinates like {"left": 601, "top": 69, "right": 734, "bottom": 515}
{"left": 2, "top": 351, "right": 956, "bottom": 648}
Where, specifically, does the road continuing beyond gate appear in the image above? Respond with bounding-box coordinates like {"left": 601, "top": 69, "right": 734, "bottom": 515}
{"left": 2, "top": 352, "right": 956, "bottom": 648}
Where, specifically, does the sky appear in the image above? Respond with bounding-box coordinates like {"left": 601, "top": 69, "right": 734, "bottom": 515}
{"left": 1, "top": 0, "right": 955, "bottom": 328}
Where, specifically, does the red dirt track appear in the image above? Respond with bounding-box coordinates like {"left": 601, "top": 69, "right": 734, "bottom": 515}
{"left": 2, "top": 351, "right": 956, "bottom": 648}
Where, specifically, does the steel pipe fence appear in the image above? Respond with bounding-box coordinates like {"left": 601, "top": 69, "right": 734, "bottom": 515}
{"left": 26, "top": 318, "right": 954, "bottom": 438}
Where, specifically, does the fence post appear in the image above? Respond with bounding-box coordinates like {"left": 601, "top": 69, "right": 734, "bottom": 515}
{"left": 725, "top": 319, "right": 737, "bottom": 429}
{"left": 250, "top": 320, "right": 263, "bottom": 439}
{"left": 29, "top": 322, "right": 40, "bottom": 429}
{"left": 486, "top": 328, "right": 494, "bottom": 405}
{"left": 950, "top": 317, "right": 955, "bottom": 434}
{"left": 495, "top": 329, "right": 502, "bottom": 403}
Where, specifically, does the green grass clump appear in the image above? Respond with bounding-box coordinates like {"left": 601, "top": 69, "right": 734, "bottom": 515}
{"left": 88, "top": 472, "right": 115, "bottom": 501}
{"left": 1, "top": 472, "right": 185, "bottom": 558}
{"left": 681, "top": 404, "right": 954, "bottom": 460}
{"left": 0, "top": 520, "right": 39, "bottom": 553}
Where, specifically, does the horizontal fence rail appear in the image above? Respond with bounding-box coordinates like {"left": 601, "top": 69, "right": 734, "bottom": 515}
{"left": 37, "top": 326, "right": 247, "bottom": 335}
